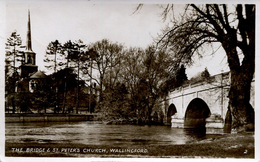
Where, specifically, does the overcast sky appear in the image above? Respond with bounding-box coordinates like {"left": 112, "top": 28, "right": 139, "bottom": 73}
{"left": 4, "top": 1, "right": 229, "bottom": 78}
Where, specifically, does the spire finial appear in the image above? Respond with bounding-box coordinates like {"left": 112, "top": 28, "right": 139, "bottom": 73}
{"left": 26, "top": 9, "right": 33, "bottom": 52}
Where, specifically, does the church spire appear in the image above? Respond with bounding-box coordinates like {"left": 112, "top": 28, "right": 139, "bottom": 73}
{"left": 26, "top": 9, "right": 33, "bottom": 52}
{"left": 20, "top": 9, "right": 38, "bottom": 78}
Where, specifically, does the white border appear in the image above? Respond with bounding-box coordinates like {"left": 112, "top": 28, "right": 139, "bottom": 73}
{"left": 0, "top": 0, "right": 259, "bottom": 162}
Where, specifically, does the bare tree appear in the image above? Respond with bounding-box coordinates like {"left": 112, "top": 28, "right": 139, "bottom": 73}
{"left": 119, "top": 46, "right": 173, "bottom": 123}
{"left": 85, "top": 39, "right": 124, "bottom": 108}
{"left": 155, "top": 4, "right": 255, "bottom": 130}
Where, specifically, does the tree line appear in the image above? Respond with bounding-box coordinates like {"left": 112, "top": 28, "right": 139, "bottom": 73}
{"left": 5, "top": 35, "right": 190, "bottom": 124}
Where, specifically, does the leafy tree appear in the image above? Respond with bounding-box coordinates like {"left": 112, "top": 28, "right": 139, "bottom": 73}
{"left": 154, "top": 4, "right": 255, "bottom": 130}
{"left": 44, "top": 39, "right": 88, "bottom": 113}
{"left": 175, "top": 64, "right": 188, "bottom": 87}
{"left": 30, "top": 76, "right": 54, "bottom": 113}
{"left": 44, "top": 40, "right": 64, "bottom": 113}
{"left": 15, "top": 92, "right": 32, "bottom": 113}
{"left": 162, "top": 64, "right": 188, "bottom": 93}
{"left": 61, "top": 40, "right": 85, "bottom": 113}
{"left": 5, "top": 31, "right": 24, "bottom": 113}
{"left": 139, "top": 46, "right": 172, "bottom": 123}
{"left": 61, "top": 40, "right": 73, "bottom": 113}
{"left": 44, "top": 40, "right": 65, "bottom": 73}
{"left": 72, "top": 39, "right": 87, "bottom": 114}
{"left": 5, "top": 31, "right": 24, "bottom": 94}
{"left": 102, "top": 82, "right": 130, "bottom": 120}
{"left": 80, "top": 48, "right": 98, "bottom": 113}
{"left": 54, "top": 68, "right": 81, "bottom": 113}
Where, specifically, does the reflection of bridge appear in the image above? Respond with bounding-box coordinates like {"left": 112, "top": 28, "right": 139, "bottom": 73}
{"left": 162, "top": 72, "right": 255, "bottom": 130}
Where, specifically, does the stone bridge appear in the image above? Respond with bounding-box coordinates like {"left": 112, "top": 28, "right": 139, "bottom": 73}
{"left": 162, "top": 72, "right": 255, "bottom": 130}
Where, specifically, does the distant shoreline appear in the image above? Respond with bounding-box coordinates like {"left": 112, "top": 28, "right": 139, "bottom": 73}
{"left": 5, "top": 113, "right": 96, "bottom": 123}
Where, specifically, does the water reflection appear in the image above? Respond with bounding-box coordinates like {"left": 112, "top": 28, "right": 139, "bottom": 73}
{"left": 6, "top": 122, "right": 220, "bottom": 147}
{"left": 184, "top": 128, "right": 206, "bottom": 139}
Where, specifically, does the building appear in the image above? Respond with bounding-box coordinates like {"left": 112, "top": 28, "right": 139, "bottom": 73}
{"left": 16, "top": 10, "right": 47, "bottom": 93}
{"left": 4, "top": 10, "right": 48, "bottom": 114}
{"left": 6, "top": 10, "right": 96, "bottom": 114}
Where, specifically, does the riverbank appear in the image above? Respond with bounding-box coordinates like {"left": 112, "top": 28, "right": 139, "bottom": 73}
{"left": 5, "top": 132, "right": 254, "bottom": 158}
{"left": 5, "top": 113, "right": 96, "bottom": 123}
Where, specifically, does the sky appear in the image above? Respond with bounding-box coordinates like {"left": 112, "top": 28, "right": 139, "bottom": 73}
{"left": 3, "top": 1, "right": 229, "bottom": 79}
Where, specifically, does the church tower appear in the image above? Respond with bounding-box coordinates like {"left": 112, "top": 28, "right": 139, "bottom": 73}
{"left": 20, "top": 10, "right": 38, "bottom": 78}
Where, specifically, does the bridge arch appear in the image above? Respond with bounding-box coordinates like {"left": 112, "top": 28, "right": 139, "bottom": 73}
{"left": 167, "top": 103, "right": 177, "bottom": 125}
{"left": 184, "top": 98, "right": 211, "bottom": 128}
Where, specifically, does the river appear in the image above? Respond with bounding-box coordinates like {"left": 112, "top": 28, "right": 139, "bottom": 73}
{"left": 5, "top": 122, "right": 222, "bottom": 147}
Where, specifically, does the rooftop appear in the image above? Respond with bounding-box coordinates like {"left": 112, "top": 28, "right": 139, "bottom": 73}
{"left": 30, "top": 71, "right": 47, "bottom": 79}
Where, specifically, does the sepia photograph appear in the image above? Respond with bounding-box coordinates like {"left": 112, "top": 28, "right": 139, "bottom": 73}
{"left": 1, "top": 0, "right": 258, "bottom": 161}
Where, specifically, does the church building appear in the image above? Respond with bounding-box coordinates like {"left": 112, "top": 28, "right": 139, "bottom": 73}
{"left": 16, "top": 10, "right": 47, "bottom": 93}
{"left": 8, "top": 10, "right": 96, "bottom": 114}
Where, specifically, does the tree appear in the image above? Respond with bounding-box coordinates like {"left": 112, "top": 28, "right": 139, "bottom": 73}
{"left": 44, "top": 40, "right": 64, "bottom": 113}
{"left": 201, "top": 67, "right": 210, "bottom": 80}
{"left": 120, "top": 46, "right": 172, "bottom": 123}
{"left": 189, "top": 68, "right": 210, "bottom": 83}
{"left": 44, "top": 40, "right": 65, "bottom": 73}
{"left": 5, "top": 31, "right": 24, "bottom": 94}
{"left": 5, "top": 31, "right": 24, "bottom": 113}
{"left": 16, "top": 92, "right": 32, "bottom": 113}
{"left": 119, "top": 47, "right": 144, "bottom": 119}
{"left": 139, "top": 46, "right": 172, "bottom": 123}
{"left": 155, "top": 4, "right": 255, "bottom": 130}
{"left": 61, "top": 40, "right": 74, "bottom": 113}
{"left": 120, "top": 47, "right": 144, "bottom": 99}
{"left": 72, "top": 39, "right": 87, "bottom": 114}
{"left": 175, "top": 64, "right": 188, "bottom": 87}
{"left": 30, "top": 76, "right": 53, "bottom": 113}
{"left": 85, "top": 39, "right": 124, "bottom": 109}
{"left": 102, "top": 82, "right": 130, "bottom": 120}
{"left": 161, "top": 64, "right": 188, "bottom": 93}
{"left": 44, "top": 39, "right": 88, "bottom": 114}
{"left": 61, "top": 40, "right": 85, "bottom": 113}
{"left": 49, "top": 68, "right": 85, "bottom": 113}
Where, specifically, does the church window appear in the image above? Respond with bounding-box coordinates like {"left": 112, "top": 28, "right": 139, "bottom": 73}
{"left": 28, "top": 55, "right": 31, "bottom": 64}
{"left": 29, "top": 80, "right": 37, "bottom": 93}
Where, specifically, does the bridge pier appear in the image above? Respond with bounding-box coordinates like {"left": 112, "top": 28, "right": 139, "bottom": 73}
{"left": 205, "top": 114, "right": 224, "bottom": 129}
{"left": 171, "top": 114, "right": 225, "bottom": 132}
{"left": 171, "top": 113, "right": 184, "bottom": 128}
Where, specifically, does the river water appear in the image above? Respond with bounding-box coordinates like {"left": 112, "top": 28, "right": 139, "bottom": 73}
{"left": 5, "top": 122, "right": 221, "bottom": 147}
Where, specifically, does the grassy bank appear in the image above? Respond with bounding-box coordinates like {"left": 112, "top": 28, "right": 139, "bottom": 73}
{"left": 5, "top": 132, "right": 254, "bottom": 158}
